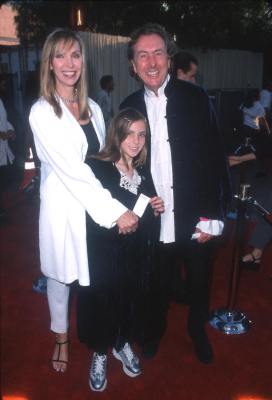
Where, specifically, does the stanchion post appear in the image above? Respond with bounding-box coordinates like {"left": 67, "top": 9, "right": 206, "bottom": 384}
{"left": 209, "top": 184, "right": 252, "bottom": 335}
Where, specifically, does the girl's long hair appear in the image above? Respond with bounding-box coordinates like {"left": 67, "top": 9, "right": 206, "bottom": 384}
{"left": 95, "top": 107, "right": 148, "bottom": 168}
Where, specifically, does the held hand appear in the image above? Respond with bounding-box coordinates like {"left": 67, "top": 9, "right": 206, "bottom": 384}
{"left": 194, "top": 228, "right": 213, "bottom": 243}
{"left": 117, "top": 210, "right": 139, "bottom": 234}
{"left": 150, "top": 196, "right": 165, "bottom": 216}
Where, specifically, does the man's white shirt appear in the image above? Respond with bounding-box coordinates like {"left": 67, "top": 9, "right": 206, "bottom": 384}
{"left": 145, "top": 76, "right": 175, "bottom": 243}
{"left": 144, "top": 76, "right": 223, "bottom": 243}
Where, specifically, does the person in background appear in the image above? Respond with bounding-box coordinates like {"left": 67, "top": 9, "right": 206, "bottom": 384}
{"left": 24, "top": 64, "right": 48, "bottom": 294}
{"left": 172, "top": 50, "right": 198, "bottom": 84}
{"left": 120, "top": 23, "right": 231, "bottom": 364}
{"left": 241, "top": 88, "right": 270, "bottom": 140}
{"left": 240, "top": 88, "right": 271, "bottom": 178}
{"left": 260, "top": 80, "right": 272, "bottom": 129}
{"left": 228, "top": 140, "right": 272, "bottom": 272}
{"left": 0, "top": 96, "right": 16, "bottom": 222}
{"left": 0, "top": 73, "right": 23, "bottom": 191}
{"left": 29, "top": 28, "right": 138, "bottom": 374}
{"left": 96, "top": 75, "right": 114, "bottom": 129}
{"left": 77, "top": 107, "right": 164, "bottom": 391}
{"left": 238, "top": 171, "right": 271, "bottom": 271}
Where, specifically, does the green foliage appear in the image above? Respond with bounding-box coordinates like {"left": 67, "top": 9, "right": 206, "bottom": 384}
{"left": 162, "top": 0, "right": 272, "bottom": 51}
{"left": 9, "top": 0, "right": 71, "bottom": 46}
{"left": 7, "top": 0, "right": 272, "bottom": 51}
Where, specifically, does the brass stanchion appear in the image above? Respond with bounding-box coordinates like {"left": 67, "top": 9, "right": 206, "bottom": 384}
{"left": 210, "top": 133, "right": 271, "bottom": 334}
{"left": 210, "top": 181, "right": 272, "bottom": 334}
{"left": 209, "top": 183, "right": 252, "bottom": 334}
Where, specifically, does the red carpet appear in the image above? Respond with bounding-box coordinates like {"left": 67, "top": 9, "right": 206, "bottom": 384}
{"left": 1, "top": 191, "right": 272, "bottom": 400}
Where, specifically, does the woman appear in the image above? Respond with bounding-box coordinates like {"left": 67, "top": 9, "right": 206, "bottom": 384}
{"left": 77, "top": 108, "right": 164, "bottom": 392}
{"left": 29, "top": 29, "right": 138, "bottom": 373}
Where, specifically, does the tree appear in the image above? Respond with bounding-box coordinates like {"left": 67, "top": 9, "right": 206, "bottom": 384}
{"left": 9, "top": 0, "right": 72, "bottom": 47}
{"left": 161, "top": 0, "right": 272, "bottom": 52}
{"left": 8, "top": 0, "right": 272, "bottom": 53}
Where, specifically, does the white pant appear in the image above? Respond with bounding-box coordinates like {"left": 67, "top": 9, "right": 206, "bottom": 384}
{"left": 47, "top": 278, "right": 70, "bottom": 333}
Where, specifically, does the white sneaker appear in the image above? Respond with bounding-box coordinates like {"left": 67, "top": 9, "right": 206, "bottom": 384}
{"left": 89, "top": 353, "right": 107, "bottom": 391}
{"left": 112, "top": 343, "right": 142, "bottom": 377}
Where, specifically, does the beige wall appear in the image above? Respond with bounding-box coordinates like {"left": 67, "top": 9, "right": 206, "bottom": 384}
{"left": 80, "top": 32, "right": 141, "bottom": 113}
{"left": 81, "top": 32, "right": 263, "bottom": 111}
{"left": 188, "top": 48, "right": 263, "bottom": 90}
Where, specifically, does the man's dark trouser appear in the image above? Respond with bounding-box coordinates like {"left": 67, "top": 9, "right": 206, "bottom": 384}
{"left": 156, "top": 239, "right": 214, "bottom": 339}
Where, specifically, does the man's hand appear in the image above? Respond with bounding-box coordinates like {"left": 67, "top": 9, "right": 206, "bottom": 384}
{"left": 116, "top": 210, "right": 139, "bottom": 234}
{"left": 194, "top": 228, "right": 213, "bottom": 243}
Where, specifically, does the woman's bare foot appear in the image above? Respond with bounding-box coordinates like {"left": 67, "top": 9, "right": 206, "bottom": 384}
{"left": 52, "top": 332, "right": 69, "bottom": 372}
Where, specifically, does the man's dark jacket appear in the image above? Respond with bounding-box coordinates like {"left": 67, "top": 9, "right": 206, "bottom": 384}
{"left": 120, "top": 77, "right": 231, "bottom": 242}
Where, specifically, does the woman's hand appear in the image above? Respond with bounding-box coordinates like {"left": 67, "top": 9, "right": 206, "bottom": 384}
{"left": 150, "top": 196, "right": 165, "bottom": 216}
{"left": 117, "top": 210, "right": 138, "bottom": 234}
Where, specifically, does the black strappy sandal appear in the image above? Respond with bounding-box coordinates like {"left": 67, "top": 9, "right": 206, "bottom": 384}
{"left": 52, "top": 340, "right": 69, "bottom": 372}
{"left": 241, "top": 253, "right": 262, "bottom": 270}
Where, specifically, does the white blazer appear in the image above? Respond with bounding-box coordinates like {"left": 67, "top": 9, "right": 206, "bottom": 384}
{"left": 29, "top": 97, "right": 127, "bottom": 285}
{"left": 0, "top": 98, "right": 15, "bottom": 166}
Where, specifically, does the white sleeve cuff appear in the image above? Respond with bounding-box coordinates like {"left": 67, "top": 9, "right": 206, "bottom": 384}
{"left": 195, "top": 219, "right": 224, "bottom": 236}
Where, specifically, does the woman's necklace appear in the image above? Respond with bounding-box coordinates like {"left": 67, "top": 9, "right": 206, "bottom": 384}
{"left": 59, "top": 95, "right": 78, "bottom": 104}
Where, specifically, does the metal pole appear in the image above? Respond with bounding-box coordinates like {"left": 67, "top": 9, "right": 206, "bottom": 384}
{"left": 209, "top": 183, "right": 252, "bottom": 334}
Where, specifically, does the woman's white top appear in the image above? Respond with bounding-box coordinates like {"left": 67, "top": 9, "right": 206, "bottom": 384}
{"left": 29, "top": 97, "right": 127, "bottom": 285}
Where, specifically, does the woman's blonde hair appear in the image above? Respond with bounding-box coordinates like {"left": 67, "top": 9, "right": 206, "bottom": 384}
{"left": 39, "top": 28, "right": 89, "bottom": 119}
{"left": 95, "top": 108, "right": 148, "bottom": 168}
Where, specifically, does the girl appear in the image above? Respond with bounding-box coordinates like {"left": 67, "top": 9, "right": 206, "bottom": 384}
{"left": 77, "top": 107, "right": 164, "bottom": 391}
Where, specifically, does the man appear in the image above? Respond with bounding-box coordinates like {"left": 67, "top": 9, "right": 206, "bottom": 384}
{"left": 120, "top": 23, "right": 230, "bottom": 364}
{"left": 96, "top": 75, "right": 114, "bottom": 129}
{"left": 172, "top": 50, "right": 198, "bottom": 83}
